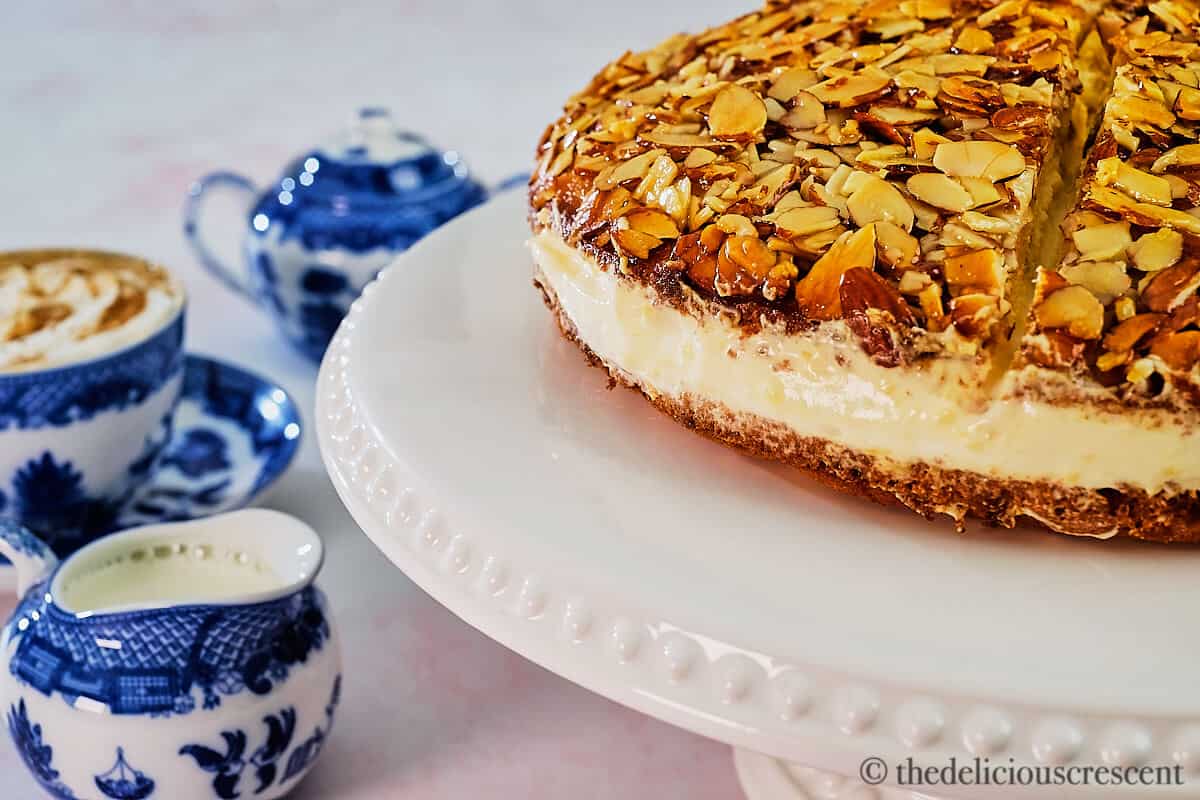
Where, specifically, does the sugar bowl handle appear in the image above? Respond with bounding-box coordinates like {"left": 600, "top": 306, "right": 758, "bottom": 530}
{"left": 184, "top": 171, "right": 259, "bottom": 301}
{"left": 0, "top": 521, "right": 58, "bottom": 598}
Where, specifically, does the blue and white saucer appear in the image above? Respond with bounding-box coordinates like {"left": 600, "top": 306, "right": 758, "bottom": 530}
{"left": 0, "top": 355, "right": 301, "bottom": 574}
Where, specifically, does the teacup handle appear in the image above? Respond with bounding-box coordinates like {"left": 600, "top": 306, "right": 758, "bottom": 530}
{"left": 0, "top": 521, "right": 59, "bottom": 597}
{"left": 184, "top": 171, "right": 259, "bottom": 301}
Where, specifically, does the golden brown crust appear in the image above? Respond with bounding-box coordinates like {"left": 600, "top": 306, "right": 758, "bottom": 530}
{"left": 535, "top": 260, "right": 1200, "bottom": 544}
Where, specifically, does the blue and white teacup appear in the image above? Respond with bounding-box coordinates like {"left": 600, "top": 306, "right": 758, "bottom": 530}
{"left": 0, "top": 249, "right": 186, "bottom": 556}
{"left": 0, "top": 510, "right": 342, "bottom": 800}
{"left": 184, "top": 107, "right": 488, "bottom": 363}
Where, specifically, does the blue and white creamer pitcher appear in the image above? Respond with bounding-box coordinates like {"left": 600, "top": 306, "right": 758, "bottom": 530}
{"left": 0, "top": 510, "right": 342, "bottom": 799}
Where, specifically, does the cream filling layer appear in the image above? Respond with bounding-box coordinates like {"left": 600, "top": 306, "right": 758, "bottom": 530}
{"left": 532, "top": 230, "right": 1200, "bottom": 494}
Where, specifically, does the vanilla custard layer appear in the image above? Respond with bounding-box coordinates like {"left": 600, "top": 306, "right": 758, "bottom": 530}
{"left": 532, "top": 230, "right": 1200, "bottom": 495}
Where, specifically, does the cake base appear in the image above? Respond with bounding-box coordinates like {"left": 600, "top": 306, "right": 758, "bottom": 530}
{"left": 534, "top": 266, "right": 1200, "bottom": 545}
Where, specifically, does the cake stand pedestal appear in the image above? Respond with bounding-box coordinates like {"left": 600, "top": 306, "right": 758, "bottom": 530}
{"left": 316, "top": 193, "right": 1200, "bottom": 800}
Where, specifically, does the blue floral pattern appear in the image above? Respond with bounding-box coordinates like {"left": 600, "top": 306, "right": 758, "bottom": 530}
{"left": 8, "top": 584, "right": 330, "bottom": 716}
{"left": 180, "top": 707, "right": 296, "bottom": 799}
{"left": 94, "top": 748, "right": 156, "bottom": 799}
{"left": 180, "top": 675, "right": 341, "bottom": 798}
{"left": 7, "top": 699, "right": 78, "bottom": 799}
{"left": 0, "top": 518, "right": 53, "bottom": 559}
{"left": 0, "top": 313, "right": 183, "bottom": 432}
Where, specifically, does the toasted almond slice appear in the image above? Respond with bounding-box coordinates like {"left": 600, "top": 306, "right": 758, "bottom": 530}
{"left": 808, "top": 73, "right": 891, "bottom": 108}
{"left": 944, "top": 248, "right": 1003, "bottom": 293}
{"left": 612, "top": 228, "right": 661, "bottom": 260}
{"left": 1095, "top": 158, "right": 1173, "bottom": 206}
{"left": 596, "top": 149, "right": 666, "bottom": 190}
{"left": 1150, "top": 330, "right": 1200, "bottom": 370}
{"left": 773, "top": 205, "right": 844, "bottom": 238}
{"left": 1036, "top": 285, "right": 1105, "bottom": 339}
{"left": 640, "top": 129, "right": 725, "bottom": 149}
{"left": 768, "top": 67, "right": 817, "bottom": 103}
{"left": 1142, "top": 260, "right": 1200, "bottom": 312}
{"left": 683, "top": 149, "right": 718, "bottom": 169}
{"left": 898, "top": 269, "right": 932, "bottom": 294}
{"left": 1151, "top": 144, "right": 1200, "bottom": 172}
{"left": 1108, "top": 95, "right": 1176, "bottom": 129}
{"left": 912, "top": 128, "right": 950, "bottom": 161}
{"left": 780, "top": 91, "right": 827, "bottom": 131}
{"left": 1071, "top": 222, "right": 1132, "bottom": 262}
{"left": 932, "top": 141, "right": 1025, "bottom": 182}
{"left": 954, "top": 27, "right": 995, "bottom": 53}
{"left": 906, "top": 173, "right": 974, "bottom": 213}
{"left": 794, "top": 225, "right": 877, "bottom": 320}
{"left": 875, "top": 221, "right": 920, "bottom": 269}
{"left": 709, "top": 84, "right": 767, "bottom": 140}
{"left": 1060, "top": 261, "right": 1131, "bottom": 305}
{"left": 846, "top": 176, "right": 915, "bottom": 231}
{"left": 958, "top": 177, "right": 1003, "bottom": 208}
{"left": 1129, "top": 229, "right": 1184, "bottom": 272}
{"left": 626, "top": 208, "right": 681, "bottom": 239}
{"left": 1104, "top": 313, "right": 1163, "bottom": 353}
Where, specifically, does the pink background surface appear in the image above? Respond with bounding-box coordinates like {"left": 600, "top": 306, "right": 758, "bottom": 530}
{"left": 0, "top": 1, "right": 750, "bottom": 797}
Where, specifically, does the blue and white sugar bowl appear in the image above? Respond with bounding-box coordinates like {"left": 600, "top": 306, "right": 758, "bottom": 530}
{"left": 184, "top": 107, "right": 488, "bottom": 362}
{"left": 0, "top": 510, "right": 342, "bottom": 800}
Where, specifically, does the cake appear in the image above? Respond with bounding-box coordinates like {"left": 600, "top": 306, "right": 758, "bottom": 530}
{"left": 528, "top": 0, "right": 1200, "bottom": 542}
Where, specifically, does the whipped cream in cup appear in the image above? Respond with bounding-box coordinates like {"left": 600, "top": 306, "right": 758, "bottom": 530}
{"left": 0, "top": 250, "right": 184, "bottom": 372}
{"left": 0, "top": 249, "right": 187, "bottom": 558}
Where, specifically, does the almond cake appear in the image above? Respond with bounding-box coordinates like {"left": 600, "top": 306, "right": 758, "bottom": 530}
{"left": 527, "top": 0, "right": 1200, "bottom": 542}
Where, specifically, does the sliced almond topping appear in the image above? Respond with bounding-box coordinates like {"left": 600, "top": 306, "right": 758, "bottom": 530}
{"left": 708, "top": 84, "right": 767, "bottom": 141}
{"left": 794, "top": 226, "right": 877, "bottom": 320}
{"left": 773, "top": 205, "right": 843, "bottom": 238}
{"left": 626, "top": 208, "right": 682, "bottom": 240}
{"left": 958, "top": 177, "right": 1003, "bottom": 208}
{"left": 612, "top": 227, "right": 661, "bottom": 260}
{"left": 808, "top": 73, "right": 891, "bottom": 108}
{"left": 846, "top": 176, "right": 915, "bottom": 231}
{"left": 898, "top": 269, "right": 932, "bottom": 294}
{"left": 716, "top": 236, "right": 777, "bottom": 296}
{"left": 1108, "top": 95, "right": 1176, "bottom": 130}
{"left": 780, "top": 91, "right": 827, "bottom": 131}
{"left": 683, "top": 149, "right": 718, "bottom": 169}
{"left": 932, "top": 141, "right": 1025, "bottom": 182}
{"left": 1095, "top": 158, "right": 1173, "bottom": 206}
{"left": 1036, "top": 286, "right": 1105, "bottom": 340}
{"left": 768, "top": 67, "right": 817, "bottom": 103}
{"left": 595, "top": 149, "right": 666, "bottom": 190}
{"left": 839, "top": 266, "right": 916, "bottom": 327}
{"left": 1151, "top": 144, "right": 1200, "bottom": 173}
{"left": 874, "top": 221, "right": 920, "bottom": 269}
{"left": 1103, "top": 313, "right": 1164, "bottom": 353}
{"left": 1059, "top": 261, "right": 1131, "bottom": 305}
{"left": 954, "top": 27, "right": 995, "bottom": 53}
{"left": 950, "top": 292, "right": 1003, "bottom": 338}
{"left": 944, "top": 248, "right": 1003, "bottom": 293}
{"left": 1150, "top": 330, "right": 1200, "bottom": 370}
{"left": 912, "top": 128, "right": 950, "bottom": 161}
{"left": 906, "top": 173, "right": 974, "bottom": 213}
{"left": 1129, "top": 229, "right": 1184, "bottom": 272}
{"left": 1071, "top": 222, "right": 1132, "bottom": 262}
{"left": 1142, "top": 260, "right": 1200, "bottom": 312}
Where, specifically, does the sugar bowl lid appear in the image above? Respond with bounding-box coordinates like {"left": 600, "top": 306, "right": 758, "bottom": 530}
{"left": 255, "top": 108, "right": 487, "bottom": 250}
{"left": 302, "top": 107, "right": 480, "bottom": 203}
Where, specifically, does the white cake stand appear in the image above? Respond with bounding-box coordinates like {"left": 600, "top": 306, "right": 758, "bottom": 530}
{"left": 316, "top": 192, "right": 1200, "bottom": 800}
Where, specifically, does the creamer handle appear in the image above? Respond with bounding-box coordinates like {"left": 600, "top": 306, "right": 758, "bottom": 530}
{"left": 0, "top": 521, "right": 59, "bottom": 598}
